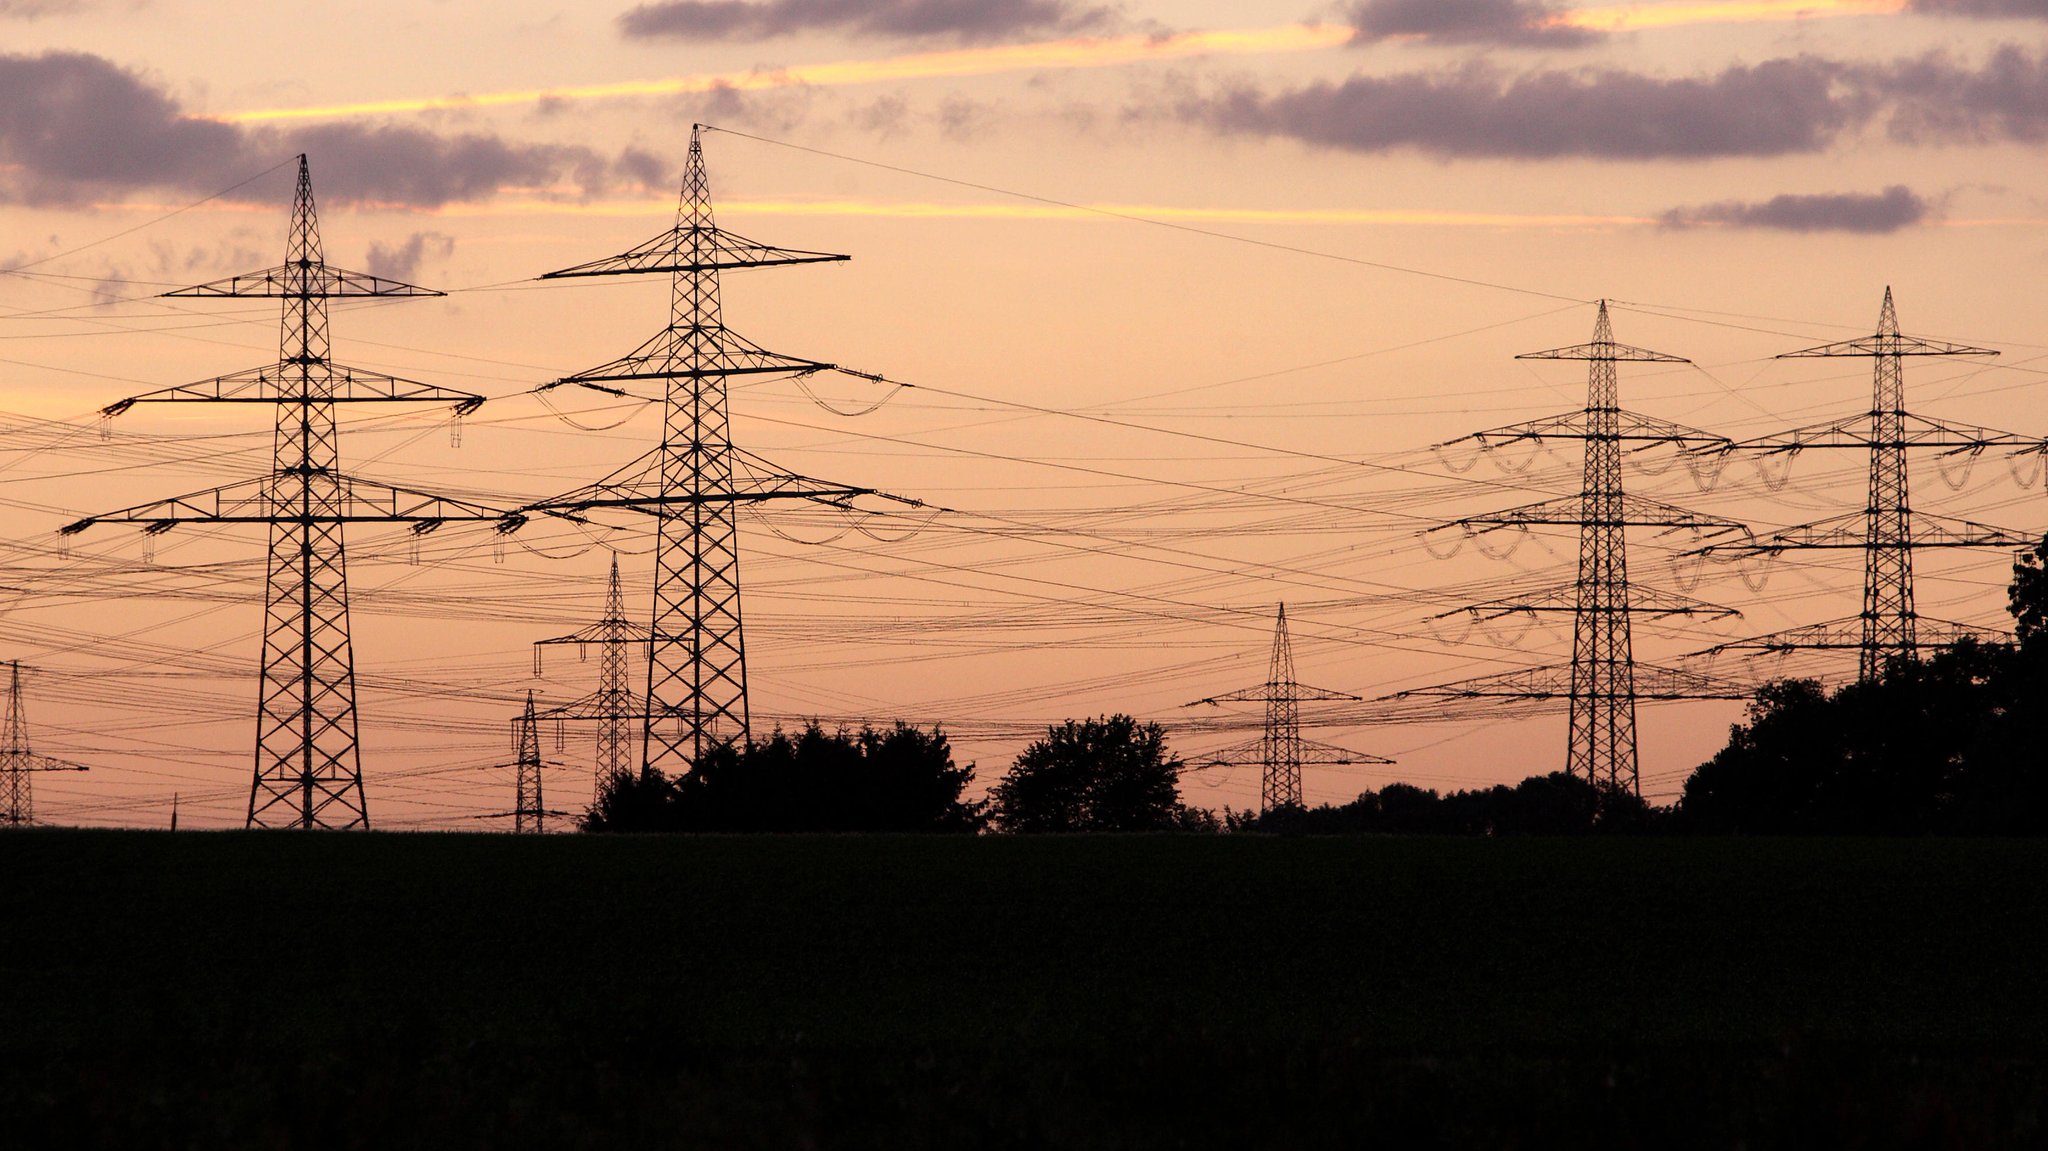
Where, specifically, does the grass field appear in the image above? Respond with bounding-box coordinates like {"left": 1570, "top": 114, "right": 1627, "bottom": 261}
{"left": 2, "top": 832, "right": 2042, "bottom": 1148}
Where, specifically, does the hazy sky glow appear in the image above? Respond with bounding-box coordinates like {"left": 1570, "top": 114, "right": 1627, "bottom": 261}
{"left": 2, "top": 0, "right": 2046, "bottom": 827}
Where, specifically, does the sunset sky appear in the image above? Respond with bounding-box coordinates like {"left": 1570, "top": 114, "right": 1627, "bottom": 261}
{"left": 3, "top": 0, "right": 2046, "bottom": 827}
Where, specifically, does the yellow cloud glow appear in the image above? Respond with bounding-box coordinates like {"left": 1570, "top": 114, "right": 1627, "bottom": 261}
{"left": 217, "top": 25, "right": 1353, "bottom": 125}
{"left": 212, "top": 3, "right": 1908, "bottom": 126}
{"left": 424, "top": 196, "right": 1653, "bottom": 229}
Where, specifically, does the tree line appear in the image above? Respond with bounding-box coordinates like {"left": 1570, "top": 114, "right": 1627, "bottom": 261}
{"left": 583, "top": 539, "right": 2048, "bottom": 836}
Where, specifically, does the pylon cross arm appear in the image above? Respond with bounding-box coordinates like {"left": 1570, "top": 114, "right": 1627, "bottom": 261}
{"left": 60, "top": 474, "right": 529, "bottom": 535}
{"left": 540, "top": 226, "right": 848, "bottom": 279}
{"left": 100, "top": 363, "right": 484, "bottom": 417}
{"left": 162, "top": 263, "right": 442, "bottom": 300}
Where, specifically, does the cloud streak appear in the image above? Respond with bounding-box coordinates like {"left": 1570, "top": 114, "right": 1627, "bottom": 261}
{"left": 0, "top": 52, "right": 657, "bottom": 208}
{"left": 1909, "top": 0, "right": 2048, "bottom": 18}
{"left": 1347, "top": 0, "right": 1600, "bottom": 47}
{"left": 1660, "top": 185, "right": 1931, "bottom": 231}
{"left": 617, "top": 0, "right": 1111, "bottom": 42}
{"left": 1184, "top": 58, "right": 1856, "bottom": 160}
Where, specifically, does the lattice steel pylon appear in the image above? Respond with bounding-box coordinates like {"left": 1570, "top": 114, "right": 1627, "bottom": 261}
{"left": 63, "top": 156, "right": 525, "bottom": 829}
{"left": 1409, "top": 303, "right": 1746, "bottom": 795}
{"left": 0, "top": 661, "right": 90, "bottom": 827}
{"left": 1687, "top": 288, "right": 2021, "bottom": 682}
{"left": 513, "top": 692, "right": 546, "bottom": 834}
{"left": 533, "top": 553, "right": 650, "bottom": 800}
{"left": 526, "top": 125, "right": 917, "bottom": 776}
{"left": 1187, "top": 604, "right": 1389, "bottom": 812}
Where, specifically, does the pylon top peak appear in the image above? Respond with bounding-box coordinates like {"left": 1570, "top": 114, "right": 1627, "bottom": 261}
{"left": 1516, "top": 303, "right": 1688, "bottom": 365}
{"left": 1777, "top": 288, "right": 1997, "bottom": 360}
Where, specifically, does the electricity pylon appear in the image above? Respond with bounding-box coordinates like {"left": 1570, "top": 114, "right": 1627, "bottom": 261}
{"left": 1187, "top": 604, "right": 1389, "bottom": 812}
{"left": 513, "top": 692, "right": 547, "bottom": 833}
{"left": 533, "top": 553, "right": 650, "bottom": 799}
{"left": 1688, "top": 288, "right": 2026, "bottom": 682}
{"left": 1405, "top": 302, "right": 1747, "bottom": 795}
{"left": 0, "top": 661, "right": 90, "bottom": 827}
{"left": 63, "top": 155, "right": 525, "bottom": 829}
{"left": 525, "top": 125, "right": 916, "bottom": 775}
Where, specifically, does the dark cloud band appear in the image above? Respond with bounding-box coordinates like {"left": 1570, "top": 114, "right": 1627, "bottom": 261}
{"left": 1346, "top": 0, "right": 1600, "bottom": 48}
{"left": 618, "top": 0, "right": 1110, "bottom": 43}
{"left": 0, "top": 51, "right": 657, "bottom": 208}
{"left": 1660, "top": 186, "right": 1932, "bottom": 233}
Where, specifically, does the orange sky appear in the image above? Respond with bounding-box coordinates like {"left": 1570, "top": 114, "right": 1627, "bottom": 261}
{"left": 1, "top": 0, "right": 2045, "bottom": 828}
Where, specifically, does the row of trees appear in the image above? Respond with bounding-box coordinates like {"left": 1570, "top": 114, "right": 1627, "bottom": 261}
{"left": 583, "top": 715, "right": 1213, "bottom": 834}
{"left": 585, "top": 541, "right": 2048, "bottom": 836}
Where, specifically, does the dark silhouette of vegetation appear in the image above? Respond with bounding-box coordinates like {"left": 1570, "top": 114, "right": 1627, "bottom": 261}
{"left": 989, "top": 714, "right": 1213, "bottom": 832}
{"left": 1677, "top": 536, "right": 2048, "bottom": 833}
{"left": 581, "top": 722, "right": 985, "bottom": 833}
{"left": 1230, "top": 771, "right": 1653, "bottom": 835}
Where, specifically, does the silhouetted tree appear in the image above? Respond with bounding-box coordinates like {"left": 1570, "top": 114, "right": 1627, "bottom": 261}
{"left": 989, "top": 715, "right": 1207, "bottom": 832}
{"left": 581, "top": 722, "right": 985, "bottom": 833}
{"left": 1237, "top": 771, "right": 1651, "bottom": 835}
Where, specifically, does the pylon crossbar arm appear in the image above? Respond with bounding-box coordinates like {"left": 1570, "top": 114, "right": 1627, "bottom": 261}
{"left": 1189, "top": 681, "right": 1360, "bottom": 706}
{"left": 1393, "top": 661, "right": 1747, "bottom": 701}
{"left": 1777, "top": 335, "right": 1998, "bottom": 359}
{"left": 535, "top": 622, "right": 654, "bottom": 646}
{"left": 1696, "top": 616, "right": 2009, "bottom": 657}
{"left": 1692, "top": 511, "right": 2034, "bottom": 557}
{"left": 548, "top": 323, "right": 835, "bottom": 387}
{"left": 522, "top": 444, "right": 917, "bottom": 518}
{"left": 3, "top": 754, "right": 88, "bottom": 773}
{"left": 163, "top": 263, "right": 441, "bottom": 299}
{"left": 1516, "top": 341, "right": 1689, "bottom": 363}
{"left": 59, "top": 474, "right": 528, "bottom": 534}
{"left": 540, "top": 225, "right": 848, "bottom": 278}
{"left": 99, "top": 362, "right": 484, "bottom": 417}
{"left": 1435, "top": 583, "right": 1739, "bottom": 620}
{"left": 1439, "top": 408, "right": 1729, "bottom": 450}
{"left": 1715, "top": 411, "right": 2038, "bottom": 455}
{"left": 1444, "top": 493, "right": 1744, "bottom": 533}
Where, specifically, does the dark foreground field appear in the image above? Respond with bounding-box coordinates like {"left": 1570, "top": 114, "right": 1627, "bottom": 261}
{"left": 1, "top": 833, "right": 2042, "bottom": 1148}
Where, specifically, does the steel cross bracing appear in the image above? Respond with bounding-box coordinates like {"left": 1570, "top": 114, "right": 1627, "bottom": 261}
{"left": 1417, "top": 302, "right": 1745, "bottom": 795}
{"left": 532, "top": 554, "right": 651, "bottom": 800}
{"left": 1186, "top": 604, "right": 1390, "bottom": 812}
{"left": 63, "top": 156, "right": 526, "bottom": 830}
{"left": 513, "top": 692, "right": 546, "bottom": 833}
{"left": 524, "top": 125, "right": 916, "bottom": 776}
{"left": 0, "top": 662, "right": 90, "bottom": 827}
{"left": 1684, "top": 289, "right": 2011, "bottom": 682}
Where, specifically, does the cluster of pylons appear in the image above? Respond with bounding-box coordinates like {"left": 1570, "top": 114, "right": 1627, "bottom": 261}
{"left": 5, "top": 126, "right": 2032, "bottom": 829}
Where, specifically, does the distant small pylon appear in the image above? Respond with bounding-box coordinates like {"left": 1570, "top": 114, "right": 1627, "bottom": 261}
{"left": 0, "top": 660, "right": 91, "bottom": 828}
{"left": 514, "top": 692, "right": 546, "bottom": 834}
{"left": 1188, "top": 605, "right": 1388, "bottom": 812}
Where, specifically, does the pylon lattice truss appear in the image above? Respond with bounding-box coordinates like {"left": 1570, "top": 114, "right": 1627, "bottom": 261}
{"left": 1407, "top": 302, "right": 1747, "bottom": 796}
{"left": 532, "top": 553, "right": 651, "bottom": 800}
{"left": 0, "top": 662, "right": 91, "bottom": 828}
{"left": 513, "top": 692, "right": 547, "bottom": 834}
{"left": 62, "top": 156, "right": 526, "bottom": 830}
{"left": 1188, "top": 605, "right": 1389, "bottom": 813}
{"left": 524, "top": 125, "right": 917, "bottom": 775}
{"left": 1685, "top": 288, "right": 2018, "bottom": 682}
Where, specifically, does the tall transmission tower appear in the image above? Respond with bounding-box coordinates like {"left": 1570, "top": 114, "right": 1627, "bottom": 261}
{"left": 1187, "top": 604, "right": 1389, "bottom": 812}
{"left": 63, "top": 156, "right": 525, "bottom": 829}
{"left": 0, "top": 661, "right": 90, "bottom": 827}
{"left": 1688, "top": 288, "right": 2027, "bottom": 682}
{"left": 1402, "top": 303, "right": 1747, "bottom": 795}
{"left": 513, "top": 691, "right": 547, "bottom": 834}
{"left": 533, "top": 553, "right": 650, "bottom": 800}
{"left": 526, "top": 125, "right": 916, "bottom": 776}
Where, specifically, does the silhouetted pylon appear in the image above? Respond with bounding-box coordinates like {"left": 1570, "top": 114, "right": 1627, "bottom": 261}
{"left": 63, "top": 156, "right": 525, "bottom": 829}
{"left": 526, "top": 125, "right": 917, "bottom": 776}
{"left": 1689, "top": 288, "right": 2024, "bottom": 682}
{"left": 1188, "top": 605, "right": 1388, "bottom": 812}
{"left": 514, "top": 692, "right": 546, "bottom": 833}
{"left": 1407, "top": 303, "right": 1746, "bottom": 796}
{"left": 0, "top": 661, "right": 89, "bottom": 827}
{"left": 533, "top": 553, "right": 650, "bottom": 800}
